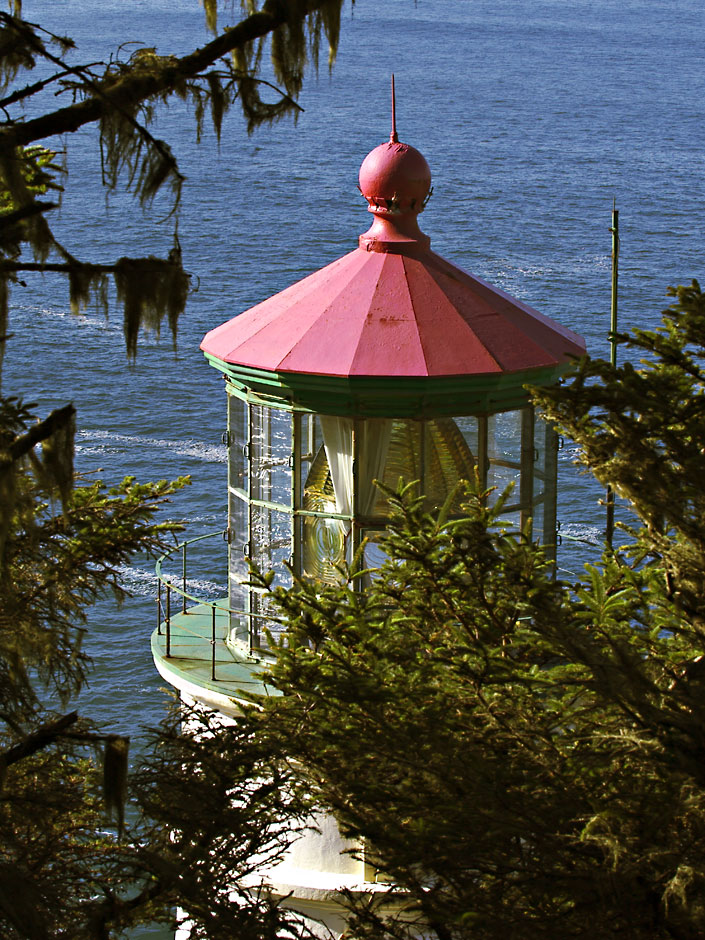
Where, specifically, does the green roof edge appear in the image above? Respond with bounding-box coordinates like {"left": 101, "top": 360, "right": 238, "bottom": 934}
{"left": 203, "top": 353, "right": 569, "bottom": 418}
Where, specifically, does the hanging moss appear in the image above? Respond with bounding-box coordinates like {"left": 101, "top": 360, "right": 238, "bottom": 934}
{"left": 0, "top": 451, "right": 16, "bottom": 564}
{"left": 103, "top": 735, "right": 129, "bottom": 838}
{"left": 67, "top": 265, "right": 96, "bottom": 316}
{"left": 0, "top": 11, "right": 40, "bottom": 91}
{"left": 315, "top": 0, "right": 342, "bottom": 70}
{"left": 270, "top": 7, "right": 306, "bottom": 101}
{"left": 114, "top": 249, "right": 189, "bottom": 358}
{"left": 0, "top": 145, "right": 54, "bottom": 260}
{"left": 99, "top": 98, "right": 184, "bottom": 210}
{"left": 0, "top": 400, "right": 76, "bottom": 564}
{"left": 206, "top": 70, "right": 229, "bottom": 141}
{"left": 40, "top": 404, "right": 74, "bottom": 507}
{"left": 202, "top": 0, "right": 217, "bottom": 35}
{"left": 1, "top": 0, "right": 345, "bottom": 369}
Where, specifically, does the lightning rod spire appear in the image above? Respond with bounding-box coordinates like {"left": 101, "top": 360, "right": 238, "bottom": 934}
{"left": 390, "top": 74, "right": 398, "bottom": 143}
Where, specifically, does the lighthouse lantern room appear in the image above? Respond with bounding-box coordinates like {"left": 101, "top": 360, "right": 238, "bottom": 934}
{"left": 198, "top": 113, "right": 585, "bottom": 656}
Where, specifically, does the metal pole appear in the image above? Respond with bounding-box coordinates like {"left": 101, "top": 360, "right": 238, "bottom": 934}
{"left": 390, "top": 74, "right": 398, "bottom": 143}
{"left": 182, "top": 541, "right": 187, "bottom": 614}
{"left": 165, "top": 583, "right": 171, "bottom": 658}
{"left": 157, "top": 578, "right": 162, "bottom": 635}
{"left": 211, "top": 605, "right": 217, "bottom": 682}
{"left": 606, "top": 204, "right": 619, "bottom": 548}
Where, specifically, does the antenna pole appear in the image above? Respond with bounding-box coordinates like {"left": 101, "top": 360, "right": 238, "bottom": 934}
{"left": 390, "top": 74, "right": 398, "bottom": 143}
{"left": 605, "top": 202, "right": 619, "bottom": 548}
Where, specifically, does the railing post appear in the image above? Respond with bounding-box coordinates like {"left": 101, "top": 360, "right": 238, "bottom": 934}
{"left": 166, "top": 583, "right": 171, "bottom": 658}
{"left": 182, "top": 542, "right": 187, "bottom": 614}
{"left": 154, "top": 529, "right": 246, "bottom": 672}
{"left": 211, "top": 605, "right": 217, "bottom": 682}
{"left": 249, "top": 614, "right": 257, "bottom": 655}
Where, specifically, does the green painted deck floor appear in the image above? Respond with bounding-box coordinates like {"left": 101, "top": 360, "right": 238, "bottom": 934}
{"left": 151, "top": 600, "right": 276, "bottom": 702}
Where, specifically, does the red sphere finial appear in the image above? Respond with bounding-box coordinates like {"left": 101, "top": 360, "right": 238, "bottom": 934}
{"left": 358, "top": 141, "right": 432, "bottom": 216}
{"left": 358, "top": 84, "right": 432, "bottom": 252}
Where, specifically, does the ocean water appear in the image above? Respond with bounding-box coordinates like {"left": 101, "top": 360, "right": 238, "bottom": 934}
{"left": 4, "top": 0, "right": 705, "bottom": 935}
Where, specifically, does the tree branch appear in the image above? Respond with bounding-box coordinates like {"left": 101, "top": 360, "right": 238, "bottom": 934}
{"left": 1, "top": 259, "right": 124, "bottom": 275}
{"left": 0, "top": 711, "right": 78, "bottom": 768}
{"left": 1, "top": 0, "right": 330, "bottom": 149}
{"left": 0, "top": 200, "right": 58, "bottom": 227}
{"left": 0, "top": 402, "right": 75, "bottom": 470}
{"left": 0, "top": 63, "right": 102, "bottom": 110}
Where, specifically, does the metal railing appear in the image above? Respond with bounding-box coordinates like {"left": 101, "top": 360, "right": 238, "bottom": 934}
{"left": 155, "top": 531, "right": 233, "bottom": 680}
{"left": 155, "top": 529, "right": 280, "bottom": 680}
{"left": 154, "top": 525, "right": 601, "bottom": 681}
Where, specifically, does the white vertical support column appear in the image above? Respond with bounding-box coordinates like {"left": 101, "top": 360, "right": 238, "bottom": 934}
{"left": 227, "top": 387, "right": 249, "bottom": 648}
{"left": 292, "top": 411, "right": 303, "bottom": 581}
{"left": 226, "top": 387, "right": 234, "bottom": 609}
{"left": 351, "top": 420, "right": 360, "bottom": 583}
{"left": 246, "top": 400, "right": 257, "bottom": 651}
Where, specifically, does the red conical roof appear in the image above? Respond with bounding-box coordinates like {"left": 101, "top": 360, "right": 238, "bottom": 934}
{"left": 201, "top": 131, "right": 585, "bottom": 380}
{"left": 202, "top": 246, "right": 584, "bottom": 377}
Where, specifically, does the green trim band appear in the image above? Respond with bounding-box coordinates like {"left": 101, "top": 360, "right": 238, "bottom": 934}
{"left": 204, "top": 354, "right": 567, "bottom": 418}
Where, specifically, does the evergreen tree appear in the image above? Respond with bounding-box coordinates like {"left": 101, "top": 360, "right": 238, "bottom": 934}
{"left": 242, "top": 282, "right": 705, "bottom": 939}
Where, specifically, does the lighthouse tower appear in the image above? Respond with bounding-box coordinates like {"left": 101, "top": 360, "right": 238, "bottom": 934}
{"left": 151, "top": 109, "right": 586, "bottom": 934}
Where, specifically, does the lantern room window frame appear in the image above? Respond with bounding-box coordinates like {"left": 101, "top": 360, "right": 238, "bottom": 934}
{"left": 224, "top": 381, "right": 558, "bottom": 656}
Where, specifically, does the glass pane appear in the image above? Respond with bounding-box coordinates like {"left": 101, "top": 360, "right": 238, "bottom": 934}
{"left": 423, "top": 417, "right": 476, "bottom": 513}
{"left": 367, "top": 418, "right": 476, "bottom": 517}
{"left": 487, "top": 411, "right": 522, "bottom": 504}
{"left": 250, "top": 591, "right": 285, "bottom": 646}
{"left": 301, "top": 417, "right": 349, "bottom": 585}
{"left": 298, "top": 414, "right": 321, "bottom": 511}
{"left": 454, "top": 415, "right": 480, "bottom": 464}
{"left": 228, "top": 393, "right": 248, "bottom": 493}
{"left": 228, "top": 491, "right": 249, "bottom": 612}
{"left": 250, "top": 503, "right": 293, "bottom": 589}
{"left": 499, "top": 509, "right": 522, "bottom": 532}
{"left": 302, "top": 514, "right": 347, "bottom": 585}
{"left": 250, "top": 404, "right": 293, "bottom": 507}
{"left": 372, "top": 419, "right": 422, "bottom": 514}
{"left": 532, "top": 415, "right": 548, "bottom": 539}
{"left": 362, "top": 530, "right": 389, "bottom": 578}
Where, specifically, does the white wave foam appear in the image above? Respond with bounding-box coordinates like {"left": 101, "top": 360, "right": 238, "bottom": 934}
{"left": 77, "top": 428, "right": 226, "bottom": 463}
{"left": 15, "top": 304, "right": 170, "bottom": 343}
{"left": 187, "top": 514, "right": 228, "bottom": 525}
{"left": 17, "top": 304, "right": 124, "bottom": 333}
{"left": 116, "top": 564, "right": 157, "bottom": 597}
{"left": 126, "top": 560, "right": 227, "bottom": 601}
{"left": 559, "top": 522, "right": 602, "bottom": 545}
{"left": 184, "top": 576, "right": 227, "bottom": 596}
{"left": 488, "top": 254, "right": 610, "bottom": 290}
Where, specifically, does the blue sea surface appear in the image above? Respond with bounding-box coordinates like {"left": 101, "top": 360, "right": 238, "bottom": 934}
{"left": 4, "top": 1, "right": 705, "bottom": 935}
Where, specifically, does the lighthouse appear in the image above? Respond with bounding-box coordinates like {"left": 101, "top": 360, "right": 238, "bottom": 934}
{"left": 151, "top": 109, "right": 586, "bottom": 934}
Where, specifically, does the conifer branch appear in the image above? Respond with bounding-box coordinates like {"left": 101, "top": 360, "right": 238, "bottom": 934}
{"left": 0, "top": 710, "right": 78, "bottom": 767}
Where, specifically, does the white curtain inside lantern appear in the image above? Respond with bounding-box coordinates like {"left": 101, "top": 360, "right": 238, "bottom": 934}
{"left": 320, "top": 417, "right": 392, "bottom": 522}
